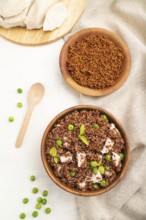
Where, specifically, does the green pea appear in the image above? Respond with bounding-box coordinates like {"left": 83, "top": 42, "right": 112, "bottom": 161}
{"left": 105, "top": 166, "right": 110, "bottom": 170}
{"left": 32, "top": 211, "right": 38, "bottom": 217}
{"left": 68, "top": 124, "right": 74, "bottom": 131}
{"left": 102, "top": 115, "right": 108, "bottom": 121}
{"left": 49, "top": 147, "right": 57, "bottom": 157}
{"left": 17, "top": 88, "right": 23, "bottom": 94}
{"left": 90, "top": 161, "right": 98, "bottom": 167}
{"left": 23, "top": 198, "right": 29, "bottom": 204}
{"left": 80, "top": 124, "right": 85, "bottom": 135}
{"left": 70, "top": 171, "right": 76, "bottom": 177}
{"left": 119, "top": 153, "right": 124, "bottom": 159}
{"left": 56, "top": 139, "right": 62, "bottom": 147}
{"left": 42, "top": 190, "right": 48, "bottom": 197}
{"left": 92, "top": 167, "right": 98, "bottom": 175}
{"left": 79, "top": 135, "right": 89, "bottom": 145}
{"left": 20, "top": 213, "right": 26, "bottom": 219}
{"left": 45, "top": 208, "right": 51, "bottom": 214}
{"left": 35, "top": 203, "right": 42, "bottom": 209}
{"left": 17, "top": 102, "right": 23, "bottom": 108}
{"left": 93, "top": 123, "right": 99, "bottom": 128}
{"left": 8, "top": 116, "right": 14, "bottom": 122}
{"left": 92, "top": 183, "right": 99, "bottom": 189}
{"left": 100, "top": 180, "right": 107, "bottom": 187}
{"left": 97, "top": 160, "right": 102, "bottom": 166}
{"left": 42, "top": 198, "right": 47, "bottom": 205}
{"left": 98, "top": 166, "right": 105, "bottom": 174}
{"left": 30, "top": 176, "right": 36, "bottom": 181}
{"left": 32, "top": 188, "right": 39, "bottom": 194}
{"left": 37, "top": 197, "right": 42, "bottom": 203}
{"left": 54, "top": 157, "right": 59, "bottom": 164}
{"left": 90, "top": 160, "right": 102, "bottom": 167}
{"left": 105, "top": 154, "right": 111, "bottom": 161}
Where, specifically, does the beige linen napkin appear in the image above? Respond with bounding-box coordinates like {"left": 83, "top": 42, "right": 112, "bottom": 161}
{"left": 64, "top": 0, "right": 146, "bottom": 219}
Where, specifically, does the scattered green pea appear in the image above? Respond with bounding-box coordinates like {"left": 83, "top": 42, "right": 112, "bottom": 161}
{"left": 37, "top": 197, "right": 42, "bottom": 203}
{"left": 80, "top": 124, "right": 85, "bottom": 135}
{"left": 8, "top": 116, "right": 14, "bottom": 122}
{"left": 68, "top": 124, "right": 74, "bottom": 131}
{"left": 20, "top": 213, "right": 26, "bottom": 219}
{"left": 35, "top": 203, "right": 42, "bottom": 210}
{"left": 17, "top": 88, "right": 23, "bottom": 94}
{"left": 98, "top": 166, "right": 105, "bottom": 174}
{"left": 17, "top": 102, "right": 23, "bottom": 108}
{"left": 105, "top": 154, "right": 111, "bottom": 161}
{"left": 42, "top": 198, "right": 47, "bottom": 205}
{"left": 100, "top": 180, "right": 107, "bottom": 187}
{"left": 32, "top": 187, "right": 39, "bottom": 194}
{"left": 49, "top": 147, "right": 57, "bottom": 157}
{"left": 70, "top": 171, "right": 76, "bottom": 177}
{"left": 56, "top": 139, "right": 62, "bottom": 147}
{"left": 93, "top": 123, "right": 99, "bottom": 128}
{"left": 42, "top": 190, "right": 48, "bottom": 197}
{"left": 23, "top": 198, "right": 29, "bottom": 204}
{"left": 45, "top": 208, "right": 51, "bottom": 214}
{"left": 119, "top": 153, "right": 124, "bottom": 159}
{"left": 102, "top": 115, "right": 108, "bottom": 121}
{"left": 79, "top": 135, "right": 89, "bottom": 145}
{"left": 92, "top": 167, "right": 98, "bottom": 175}
{"left": 32, "top": 211, "right": 38, "bottom": 217}
{"left": 92, "top": 183, "right": 99, "bottom": 189}
{"left": 54, "top": 157, "right": 59, "bottom": 164}
{"left": 30, "top": 176, "right": 36, "bottom": 181}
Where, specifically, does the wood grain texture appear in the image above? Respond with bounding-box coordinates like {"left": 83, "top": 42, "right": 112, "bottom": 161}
{"left": 0, "top": 0, "right": 86, "bottom": 46}
{"left": 60, "top": 28, "right": 131, "bottom": 96}
{"left": 41, "top": 105, "right": 130, "bottom": 197}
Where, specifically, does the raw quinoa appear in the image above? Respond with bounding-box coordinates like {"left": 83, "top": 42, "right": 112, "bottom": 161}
{"left": 66, "top": 34, "right": 124, "bottom": 89}
{"left": 45, "top": 110, "right": 125, "bottom": 191}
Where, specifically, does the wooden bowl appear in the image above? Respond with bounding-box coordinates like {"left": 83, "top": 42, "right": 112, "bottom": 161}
{"left": 41, "top": 105, "right": 130, "bottom": 196}
{"left": 59, "top": 28, "right": 131, "bottom": 96}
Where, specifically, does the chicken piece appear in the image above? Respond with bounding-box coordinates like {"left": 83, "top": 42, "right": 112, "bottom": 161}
{"left": 43, "top": 2, "right": 68, "bottom": 31}
{"left": 60, "top": 152, "right": 73, "bottom": 164}
{"left": 78, "top": 181, "right": 86, "bottom": 189}
{"left": 76, "top": 152, "right": 86, "bottom": 167}
{"left": 101, "top": 138, "right": 114, "bottom": 154}
{"left": 0, "top": 6, "right": 29, "bottom": 28}
{"left": 0, "top": 0, "right": 33, "bottom": 18}
{"left": 112, "top": 152, "right": 121, "bottom": 166}
{"left": 25, "top": 0, "right": 54, "bottom": 29}
{"left": 86, "top": 172, "right": 102, "bottom": 183}
{"left": 110, "top": 123, "right": 119, "bottom": 134}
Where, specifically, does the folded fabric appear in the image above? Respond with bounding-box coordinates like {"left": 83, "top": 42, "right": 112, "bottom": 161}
{"left": 64, "top": 0, "right": 146, "bottom": 219}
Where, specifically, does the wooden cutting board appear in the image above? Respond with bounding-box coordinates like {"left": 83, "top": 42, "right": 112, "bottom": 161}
{"left": 0, "top": 0, "right": 86, "bottom": 46}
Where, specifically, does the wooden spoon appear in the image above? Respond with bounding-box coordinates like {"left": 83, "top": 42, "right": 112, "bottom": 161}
{"left": 16, "top": 83, "right": 45, "bottom": 148}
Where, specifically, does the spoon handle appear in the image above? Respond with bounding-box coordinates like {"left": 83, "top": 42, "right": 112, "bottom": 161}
{"left": 15, "top": 103, "right": 35, "bottom": 148}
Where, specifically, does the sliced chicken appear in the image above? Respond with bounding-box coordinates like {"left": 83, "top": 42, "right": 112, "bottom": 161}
{"left": 0, "top": 6, "right": 30, "bottom": 28}
{"left": 43, "top": 2, "right": 68, "bottom": 31}
{"left": 25, "top": 0, "right": 54, "bottom": 29}
{"left": 0, "top": 0, "right": 33, "bottom": 18}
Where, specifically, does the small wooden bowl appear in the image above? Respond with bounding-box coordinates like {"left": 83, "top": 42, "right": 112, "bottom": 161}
{"left": 59, "top": 28, "right": 131, "bottom": 96}
{"left": 41, "top": 105, "right": 130, "bottom": 196}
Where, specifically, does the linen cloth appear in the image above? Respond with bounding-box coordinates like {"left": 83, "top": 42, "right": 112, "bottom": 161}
{"left": 65, "top": 0, "right": 146, "bottom": 219}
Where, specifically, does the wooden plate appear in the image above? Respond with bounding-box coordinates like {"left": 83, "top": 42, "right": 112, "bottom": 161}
{"left": 0, "top": 0, "right": 86, "bottom": 46}
{"left": 60, "top": 28, "right": 131, "bottom": 96}
{"left": 41, "top": 105, "right": 130, "bottom": 196}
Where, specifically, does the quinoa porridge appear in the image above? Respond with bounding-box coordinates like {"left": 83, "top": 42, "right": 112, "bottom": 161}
{"left": 45, "top": 109, "right": 125, "bottom": 191}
